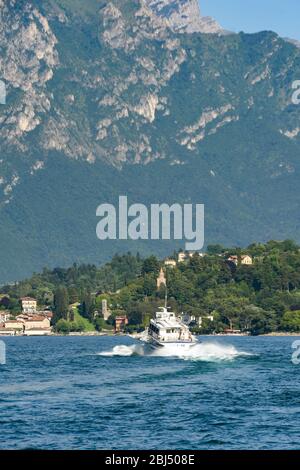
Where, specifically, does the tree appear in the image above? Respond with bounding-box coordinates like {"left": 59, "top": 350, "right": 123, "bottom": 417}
{"left": 281, "top": 311, "right": 300, "bottom": 332}
{"left": 249, "top": 310, "right": 278, "bottom": 336}
{"left": 94, "top": 317, "right": 109, "bottom": 332}
{"left": 143, "top": 274, "right": 157, "bottom": 297}
{"left": 68, "top": 287, "right": 79, "bottom": 304}
{"left": 80, "top": 289, "right": 95, "bottom": 321}
{"left": 4, "top": 239, "right": 300, "bottom": 337}
{"left": 55, "top": 319, "right": 71, "bottom": 334}
{"left": 53, "top": 287, "right": 69, "bottom": 323}
{"left": 207, "top": 244, "right": 226, "bottom": 255}
{"left": 141, "top": 256, "right": 160, "bottom": 276}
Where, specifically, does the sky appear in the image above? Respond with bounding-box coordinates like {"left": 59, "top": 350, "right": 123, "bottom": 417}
{"left": 201, "top": 0, "right": 300, "bottom": 41}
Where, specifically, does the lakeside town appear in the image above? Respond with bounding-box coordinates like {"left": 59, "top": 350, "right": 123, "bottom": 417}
{"left": 0, "top": 297, "right": 53, "bottom": 336}
{"left": 0, "top": 250, "right": 254, "bottom": 337}
{"left": 0, "top": 252, "right": 253, "bottom": 336}
{"left": 1, "top": 241, "right": 300, "bottom": 337}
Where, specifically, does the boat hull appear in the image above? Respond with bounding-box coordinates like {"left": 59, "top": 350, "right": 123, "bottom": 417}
{"left": 145, "top": 336, "right": 198, "bottom": 353}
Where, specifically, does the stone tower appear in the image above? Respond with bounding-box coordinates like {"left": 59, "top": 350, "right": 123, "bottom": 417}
{"left": 157, "top": 267, "right": 167, "bottom": 289}
{"left": 102, "top": 299, "right": 110, "bottom": 321}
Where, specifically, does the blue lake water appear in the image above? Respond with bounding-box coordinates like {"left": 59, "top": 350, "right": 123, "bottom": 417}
{"left": 0, "top": 335, "right": 299, "bottom": 450}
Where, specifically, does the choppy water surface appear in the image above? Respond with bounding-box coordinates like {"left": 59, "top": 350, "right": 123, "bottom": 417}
{"left": 0, "top": 336, "right": 299, "bottom": 450}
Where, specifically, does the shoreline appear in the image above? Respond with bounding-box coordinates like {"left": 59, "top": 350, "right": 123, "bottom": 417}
{"left": 0, "top": 331, "right": 124, "bottom": 338}
{"left": 1, "top": 332, "right": 300, "bottom": 338}
{"left": 261, "top": 332, "right": 300, "bottom": 337}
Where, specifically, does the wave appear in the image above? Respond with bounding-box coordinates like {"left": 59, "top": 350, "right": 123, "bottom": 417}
{"left": 98, "top": 344, "right": 146, "bottom": 357}
{"left": 98, "top": 341, "right": 253, "bottom": 362}
{"left": 179, "top": 342, "right": 253, "bottom": 362}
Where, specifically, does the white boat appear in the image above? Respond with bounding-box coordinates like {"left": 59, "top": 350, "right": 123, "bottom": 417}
{"left": 141, "top": 305, "right": 198, "bottom": 352}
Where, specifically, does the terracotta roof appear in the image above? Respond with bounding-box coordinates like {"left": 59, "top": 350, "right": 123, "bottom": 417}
{"left": 20, "top": 297, "right": 37, "bottom": 301}
{"left": 25, "top": 327, "right": 51, "bottom": 331}
{"left": 41, "top": 311, "right": 53, "bottom": 317}
{"left": 26, "top": 316, "right": 47, "bottom": 322}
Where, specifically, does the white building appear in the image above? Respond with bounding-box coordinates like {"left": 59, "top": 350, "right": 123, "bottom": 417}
{"left": 0, "top": 311, "right": 11, "bottom": 324}
{"left": 227, "top": 255, "right": 238, "bottom": 265}
{"left": 178, "top": 252, "right": 204, "bottom": 263}
{"left": 178, "top": 313, "right": 214, "bottom": 327}
{"left": 178, "top": 253, "right": 187, "bottom": 263}
{"left": 4, "top": 320, "right": 24, "bottom": 332}
{"left": 21, "top": 297, "right": 37, "bottom": 314}
{"left": 23, "top": 315, "right": 51, "bottom": 336}
{"left": 241, "top": 255, "right": 253, "bottom": 265}
{"left": 3, "top": 315, "right": 51, "bottom": 336}
{"left": 164, "top": 259, "right": 177, "bottom": 268}
{"left": 198, "top": 315, "right": 214, "bottom": 327}
{"left": 227, "top": 255, "right": 253, "bottom": 266}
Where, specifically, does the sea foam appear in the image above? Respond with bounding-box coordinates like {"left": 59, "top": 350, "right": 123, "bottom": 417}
{"left": 98, "top": 341, "right": 252, "bottom": 362}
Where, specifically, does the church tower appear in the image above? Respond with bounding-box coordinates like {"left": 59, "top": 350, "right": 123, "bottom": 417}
{"left": 157, "top": 267, "right": 166, "bottom": 289}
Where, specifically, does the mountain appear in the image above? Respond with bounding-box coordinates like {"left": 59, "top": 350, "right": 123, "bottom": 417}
{"left": 1, "top": 0, "right": 300, "bottom": 282}
{"left": 285, "top": 37, "right": 300, "bottom": 48}
{"left": 145, "top": 0, "right": 224, "bottom": 34}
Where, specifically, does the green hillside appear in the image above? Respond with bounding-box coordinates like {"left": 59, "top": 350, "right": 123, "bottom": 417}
{"left": 1, "top": 1, "right": 300, "bottom": 282}
{"left": 3, "top": 241, "right": 300, "bottom": 335}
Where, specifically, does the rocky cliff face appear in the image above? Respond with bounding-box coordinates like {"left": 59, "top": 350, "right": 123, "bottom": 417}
{"left": 0, "top": 0, "right": 190, "bottom": 204}
{"left": 1, "top": 0, "right": 300, "bottom": 281}
{"left": 0, "top": 0, "right": 298, "bottom": 205}
{"left": 0, "top": 0, "right": 58, "bottom": 202}
{"left": 145, "top": 0, "right": 224, "bottom": 34}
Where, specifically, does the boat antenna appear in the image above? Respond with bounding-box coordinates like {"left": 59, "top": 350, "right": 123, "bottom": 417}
{"left": 164, "top": 268, "right": 168, "bottom": 309}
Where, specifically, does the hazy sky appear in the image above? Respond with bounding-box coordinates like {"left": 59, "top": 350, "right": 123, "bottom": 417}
{"left": 201, "top": 0, "right": 300, "bottom": 40}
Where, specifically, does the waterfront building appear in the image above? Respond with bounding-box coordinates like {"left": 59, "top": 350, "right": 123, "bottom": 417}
{"left": 0, "top": 311, "right": 11, "bottom": 324}
{"left": 21, "top": 297, "right": 37, "bottom": 313}
{"left": 115, "top": 316, "right": 128, "bottom": 333}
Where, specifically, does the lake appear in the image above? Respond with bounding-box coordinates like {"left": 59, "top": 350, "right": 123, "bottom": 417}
{"left": 0, "top": 335, "right": 299, "bottom": 450}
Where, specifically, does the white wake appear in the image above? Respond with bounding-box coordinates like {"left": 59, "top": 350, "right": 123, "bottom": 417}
{"left": 98, "top": 341, "right": 252, "bottom": 362}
